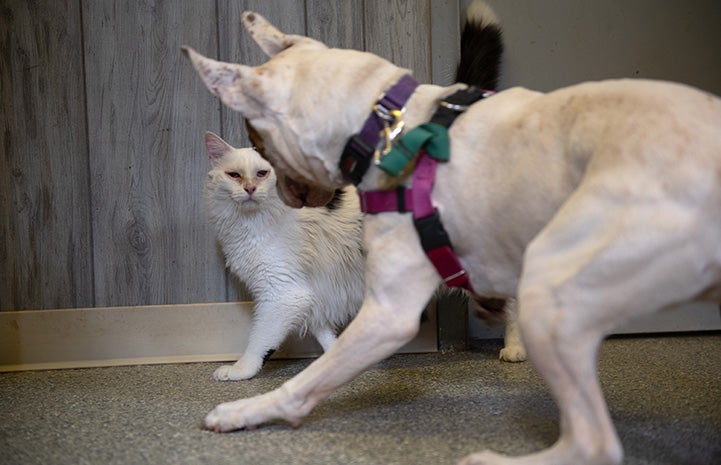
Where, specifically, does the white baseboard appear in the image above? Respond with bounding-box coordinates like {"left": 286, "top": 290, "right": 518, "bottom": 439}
{"left": 470, "top": 301, "right": 721, "bottom": 340}
{"left": 613, "top": 301, "right": 721, "bottom": 334}
{"left": 0, "top": 302, "right": 437, "bottom": 372}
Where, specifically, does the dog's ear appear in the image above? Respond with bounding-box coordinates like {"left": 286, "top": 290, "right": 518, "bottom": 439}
{"left": 182, "top": 46, "right": 264, "bottom": 116}
{"left": 245, "top": 120, "right": 266, "bottom": 157}
{"left": 241, "top": 11, "right": 326, "bottom": 57}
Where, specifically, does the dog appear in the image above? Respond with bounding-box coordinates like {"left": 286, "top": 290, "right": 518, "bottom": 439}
{"left": 182, "top": 6, "right": 721, "bottom": 465}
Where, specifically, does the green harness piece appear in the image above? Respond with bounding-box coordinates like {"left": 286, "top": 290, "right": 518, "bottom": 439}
{"left": 377, "top": 122, "right": 450, "bottom": 176}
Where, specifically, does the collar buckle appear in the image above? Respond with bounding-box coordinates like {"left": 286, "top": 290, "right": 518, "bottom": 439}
{"left": 339, "top": 75, "right": 420, "bottom": 185}
{"left": 372, "top": 105, "right": 406, "bottom": 165}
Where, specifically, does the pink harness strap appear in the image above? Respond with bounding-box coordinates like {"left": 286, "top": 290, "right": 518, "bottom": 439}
{"left": 359, "top": 188, "right": 414, "bottom": 213}
{"left": 353, "top": 85, "right": 494, "bottom": 293}
{"left": 359, "top": 152, "right": 473, "bottom": 291}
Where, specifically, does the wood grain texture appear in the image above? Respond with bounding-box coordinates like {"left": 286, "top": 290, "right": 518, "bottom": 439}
{"left": 82, "top": 0, "right": 227, "bottom": 306}
{"left": 306, "top": 0, "right": 364, "bottom": 50}
{"left": 430, "top": 0, "right": 460, "bottom": 86}
{"left": 217, "top": 0, "right": 307, "bottom": 151}
{"left": 215, "top": 0, "right": 309, "bottom": 301}
{"left": 0, "top": 0, "right": 443, "bottom": 311}
{"left": 365, "top": 0, "right": 431, "bottom": 83}
{"left": 0, "top": 0, "right": 93, "bottom": 310}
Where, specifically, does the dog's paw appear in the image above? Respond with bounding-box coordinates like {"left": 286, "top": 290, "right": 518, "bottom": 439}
{"left": 203, "top": 388, "right": 303, "bottom": 433}
{"left": 213, "top": 361, "right": 261, "bottom": 381}
{"left": 203, "top": 398, "right": 256, "bottom": 432}
{"left": 458, "top": 450, "right": 513, "bottom": 465}
{"left": 499, "top": 344, "right": 527, "bottom": 363}
{"left": 459, "top": 444, "right": 622, "bottom": 465}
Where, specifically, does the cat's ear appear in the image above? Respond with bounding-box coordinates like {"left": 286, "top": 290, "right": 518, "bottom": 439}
{"left": 241, "top": 11, "right": 327, "bottom": 57}
{"left": 204, "top": 131, "right": 233, "bottom": 168}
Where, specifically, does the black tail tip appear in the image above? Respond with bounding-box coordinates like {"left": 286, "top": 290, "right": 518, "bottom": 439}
{"left": 456, "top": 1, "right": 504, "bottom": 90}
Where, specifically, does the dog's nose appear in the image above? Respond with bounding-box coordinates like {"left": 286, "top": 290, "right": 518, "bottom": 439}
{"left": 244, "top": 186, "right": 256, "bottom": 195}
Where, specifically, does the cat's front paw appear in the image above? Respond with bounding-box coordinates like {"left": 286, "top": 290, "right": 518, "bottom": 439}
{"left": 213, "top": 360, "right": 262, "bottom": 381}
{"left": 499, "top": 344, "right": 527, "bottom": 363}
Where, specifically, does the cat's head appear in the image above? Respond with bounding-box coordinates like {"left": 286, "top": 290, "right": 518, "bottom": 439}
{"left": 204, "top": 131, "right": 278, "bottom": 212}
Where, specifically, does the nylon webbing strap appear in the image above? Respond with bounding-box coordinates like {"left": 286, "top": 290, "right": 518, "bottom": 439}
{"left": 358, "top": 153, "right": 472, "bottom": 290}
{"left": 431, "top": 86, "right": 493, "bottom": 127}
{"left": 411, "top": 153, "right": 472, "bottom": 290}
{"left": 378, "top": 123, "right": 449, "bottom": 177}
{"left": 355, "top": 85, "right": 493, "bottom": 291}
{"left": 340, "top": 75, "right": 419, "bottom": 185}
{"left": 377, "top": 86, "right": 489, "bottom": 177}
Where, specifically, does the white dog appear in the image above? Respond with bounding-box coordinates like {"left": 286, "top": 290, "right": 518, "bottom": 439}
{"left": 183, "top": 7, "right": 721, "bottom": 465}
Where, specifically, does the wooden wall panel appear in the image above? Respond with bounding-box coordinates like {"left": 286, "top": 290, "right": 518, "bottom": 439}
{"left": 216, "top": 1, "right": 307, "bottom": 150}
{"left": 0, "top": 0, "right": 93, "bottom": 310}
{"left": 82, "top": 0, "right": 227, "bottom": 306}
{"left": 215, "top": 1, "right": 308, "bottom": 300}
{"left": 430, "top": 0, "right": 461, "bottom": 86}
{"left": 1, "top": 0, "right": 446, "bottom": 311}
{"left": 365, "top": 0, "right": 431, "bottom": 83}
{"left": 306, "top": 0, "right": 364, "bottom": 49}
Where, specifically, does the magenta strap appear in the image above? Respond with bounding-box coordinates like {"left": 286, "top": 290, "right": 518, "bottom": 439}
{"left": 359, "top": 188, "right": 414, "bottom": 213}
{"left": 358, "top": 152, "right": 473, "bottom": 291}
{"left": 356, "top": 154, "right": 436, "bottom": 215}
{"left": 410, "top": 153, "right": 437, "bottom": 218}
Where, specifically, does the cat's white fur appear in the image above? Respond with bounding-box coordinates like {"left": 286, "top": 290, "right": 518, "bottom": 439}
{"left": 204, "top": 132, "right": 364, "bottom": 380}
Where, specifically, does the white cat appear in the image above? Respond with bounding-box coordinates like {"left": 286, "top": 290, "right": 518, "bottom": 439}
{"left": 203, "top": 131, "right": 365, "bottom": 380}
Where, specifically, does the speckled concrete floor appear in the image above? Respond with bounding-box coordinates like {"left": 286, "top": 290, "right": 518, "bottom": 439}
{"left": 1, "top": 334, "right": 720, "bottom": 465}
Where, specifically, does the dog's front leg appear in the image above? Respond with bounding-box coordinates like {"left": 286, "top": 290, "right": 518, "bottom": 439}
{"left": 204, "top": 215, "right": 440, "bottom": 432}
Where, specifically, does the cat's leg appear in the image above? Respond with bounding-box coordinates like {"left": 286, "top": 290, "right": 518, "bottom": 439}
{"left": 203, "top": 215, "right": 440, "bottom": 431}
{"left": 311, "top": 326, "right": 337, "bottom": 352}
{"left": 214, "top": 291, "right": 312, "bottom": 381}
{"left": 499, "top": 298, "right": 526, "bottom": 362}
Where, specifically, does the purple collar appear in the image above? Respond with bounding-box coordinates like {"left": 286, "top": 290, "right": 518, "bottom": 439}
{"left": 339, "top": 75, "right": 420, "bottom": 185}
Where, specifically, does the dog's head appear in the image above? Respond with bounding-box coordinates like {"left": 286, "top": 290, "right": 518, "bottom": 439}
{"left": 183, "top": 12, "right": 408, "bottom": 207}
{"left": 183, "top": 12, "right": 407, "bottom": 207}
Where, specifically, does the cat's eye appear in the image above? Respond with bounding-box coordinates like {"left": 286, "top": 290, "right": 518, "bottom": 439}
{"left": 256, "top": 170, "right": 269, "bottom": 178}
{"left": 226, "top": 171, "right": 241, "bottom": 179}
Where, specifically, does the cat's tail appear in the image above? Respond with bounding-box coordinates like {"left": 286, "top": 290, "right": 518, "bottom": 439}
{"left": 455, "top": 0, "right": 503, "bottom": 91}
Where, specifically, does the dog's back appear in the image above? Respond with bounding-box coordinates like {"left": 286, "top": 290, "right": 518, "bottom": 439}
{"left": 434, "top": 78, "right": 721, "bottom": 300}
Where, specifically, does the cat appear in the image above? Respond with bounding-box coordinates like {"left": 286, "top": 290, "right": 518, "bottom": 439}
{"left": 203, "top": 131, "right": 365, "bottom": 380}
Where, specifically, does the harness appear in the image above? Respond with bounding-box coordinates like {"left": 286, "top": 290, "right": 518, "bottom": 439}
{"left": 339, "top": 75, "right": 493, "bottom": 291}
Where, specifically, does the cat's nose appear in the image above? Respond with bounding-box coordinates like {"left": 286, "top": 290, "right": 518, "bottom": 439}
{"left": 244, "top": 185, "right": 256, "bottom": 195}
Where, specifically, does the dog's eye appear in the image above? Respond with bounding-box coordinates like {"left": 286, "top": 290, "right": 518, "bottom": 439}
{"left": 226, "top": 171, "right": 241, "bottom": 179}
{"left": 256, "top": 170, "right": 269, "bottom": 178}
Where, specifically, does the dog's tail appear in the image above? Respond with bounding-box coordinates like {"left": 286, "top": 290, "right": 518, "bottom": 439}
{"left": 456, "top": 0, "right": 503, "bottom": 91}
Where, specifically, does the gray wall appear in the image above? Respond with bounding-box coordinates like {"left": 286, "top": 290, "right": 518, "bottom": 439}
{"left": 479, "top": 0, "right": 721, "bottom": 95}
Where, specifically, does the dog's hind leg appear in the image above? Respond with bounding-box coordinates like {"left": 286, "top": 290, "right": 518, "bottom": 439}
{"left": 499, "top": 299, "right": 526, "bottom": 362}
{"left": 459, "top": 181, "right": 720, "bottom": 465}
